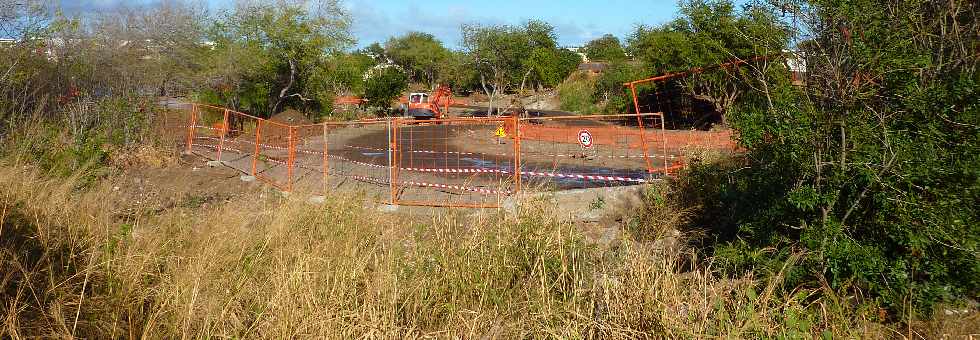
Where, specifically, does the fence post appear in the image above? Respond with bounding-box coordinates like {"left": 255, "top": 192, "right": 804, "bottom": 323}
{"left": 629, "top": 84, "right": 655, "bottom": 174}
{"left": 660, "top": 114, "right": 668, "bottom": 176}
{"left": 185, "top": 104, "right": 197, "bottom": 154}
{"left": 323, "top": 123, "right": 330, "bottom": 197}
{"left": 252, "top": 120, "right": 261, "bottom": 176}
{"left": 512, "top": 115, "right": 521, "bottom": 194}
{"left": 216, "top": 108, "right": 230, "bottom": 162}
{"left": 287, "top": 126, "right": 296, "bottom": 192}
{"left": 386, "top": 119, "right": 394, "bottom": 204}
{"left": 388, "top": 119, "right": 400, "bottom": 205}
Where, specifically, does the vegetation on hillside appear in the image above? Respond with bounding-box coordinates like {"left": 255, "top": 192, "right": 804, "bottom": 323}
{"left": 701, "top": 0, "right": 979, "bottom": 317}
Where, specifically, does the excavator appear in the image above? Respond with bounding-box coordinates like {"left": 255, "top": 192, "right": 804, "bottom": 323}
{"left": 404, "top": 85, "right": 454, "bottom": 119}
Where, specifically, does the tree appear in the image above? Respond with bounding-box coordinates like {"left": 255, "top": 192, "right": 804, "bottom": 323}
{"left": 526, "top": 47, "right": 580, "bottom": 89}
{"left": 628, "top": 0, "right": 788, "bottom": 124}
{"left": 363, "top": 66, "right": 407, "bottom": 113}
{"left": 436, "top": 50, "right": 478, "bottom": 93}
{"left": 362, "top": 42, "right": 386, "bottom": 62}
{"left": 682, "top": 0, "right": 979, "bottom": 318}
{"left": 322, "top": 52, "right": 375, "bottom": 96}
{"left": 203, "top": 0, "right": 353, "bottom": 116}
{"left": 462, "top": 23, "right": 526, "bottom": 114}
{"left": 594, "top": 61, "right": 647, "bottom": 112}
{"left": 462, "top": 20, "right": 564, "bottom": 114}
{"left": 583, "top": 34, "right": 627, "bottom": 62}
{"left": 383, "top": 32, "right": 450, "bottom": 88}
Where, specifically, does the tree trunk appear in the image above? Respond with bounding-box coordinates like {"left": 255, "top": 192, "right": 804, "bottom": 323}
{"left": 480, "top": 73, "right": 495, "bottom": 115}
{"left": 271, "top": 58, "right": 297, "bottom": 115}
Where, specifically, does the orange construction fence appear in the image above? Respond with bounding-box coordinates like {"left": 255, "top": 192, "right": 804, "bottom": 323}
{"left": 184, "top": 104, "right": 734, "bottom": 208}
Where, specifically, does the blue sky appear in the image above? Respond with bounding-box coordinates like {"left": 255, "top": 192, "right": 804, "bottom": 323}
{"left": 60, "top": 0, "right": 684, "bottom": 48}
{"left": 338, "top": 0, "right": 680, "bottom": 48}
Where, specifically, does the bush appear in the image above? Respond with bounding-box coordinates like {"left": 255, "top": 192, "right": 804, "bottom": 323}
{"left": 557, "top": 71, "right": 597, "bottom": 114}
{"left": 364, "top": 67, "right": 408, "bottom": 113}
{"left": 674, "top": 0, "right": 979, "bottom": 318}
{"left": 594, "top": 62, "right": 647, "bottom": 113}
{"left": 1, "top": 97, "right": 160, "bottom": 185}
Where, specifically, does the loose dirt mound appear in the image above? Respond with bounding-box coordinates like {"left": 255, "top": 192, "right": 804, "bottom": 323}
{"left": 269, "top": 109, "right": 313, "bottom": 126}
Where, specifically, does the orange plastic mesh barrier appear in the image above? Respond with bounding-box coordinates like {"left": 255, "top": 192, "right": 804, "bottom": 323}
{"left": 514, "top": 113, "right": 665, "bottom": 186}
{"left": 392, "top": 117, "right": 519, "bottom": 208}
{"left": 183, "top": 104, "right": 736, "bottom": 208}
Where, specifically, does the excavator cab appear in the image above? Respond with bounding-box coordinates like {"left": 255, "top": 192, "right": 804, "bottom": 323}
{"left": 409, "top": 93, "right": 428, "bottom": 105}
{"left": 406, "top": 86, "right": 453, "bottom": 119}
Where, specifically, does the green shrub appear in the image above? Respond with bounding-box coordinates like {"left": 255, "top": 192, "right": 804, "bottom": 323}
{"left": 364, "top": 67, "right": 408, "bottom": 113}
{"left": 557, "top": 71, "right": 597, "bottom": 114}
{"left": 594, "top": 62, "right": 647, "bottom": 113}
{"left": 675, "top": 0, "right": 979, "bottom": 318}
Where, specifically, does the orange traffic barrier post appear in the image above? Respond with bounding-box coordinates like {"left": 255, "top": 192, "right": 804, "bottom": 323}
{"left": 512, "top": 114, "right": 521, "bottom": 194}
{"left": 287, "top": 126, "right": 296, "bottom": 192}
{"left": 629, "top": 84, "right": 656, "bottom": 174}
{"left": 387, "top": 119, "right": 396, "bottom": 205}
{"left": 322, "top": 123, "right": 329, "bottom": 195}
{"left": 251, "top": 120, "right": 261, "bottom": 176}
{"left": 185, "top": 104, "right": 198, "bottom": 154}
{"left": 216, "top": 108, "right": 230, "bottom": 162}
{"left": 659, "top": 113, "right": 668, "bottom": 176}
{"left": 391, "top": 119, "right": 400, "bottom": 204}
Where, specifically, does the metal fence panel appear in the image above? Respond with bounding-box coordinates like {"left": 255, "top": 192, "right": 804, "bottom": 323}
{"left": 182, "top": 103, "right": 735, "bottom": 208}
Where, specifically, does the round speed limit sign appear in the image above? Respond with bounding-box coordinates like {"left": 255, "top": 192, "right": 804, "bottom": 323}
{"left": 578, "top": 130, "right": 594, "bottom": 149}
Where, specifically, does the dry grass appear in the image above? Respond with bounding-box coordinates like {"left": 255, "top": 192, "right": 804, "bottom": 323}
{"left": 0, "top": 156, "right": 959, "bottom": 338}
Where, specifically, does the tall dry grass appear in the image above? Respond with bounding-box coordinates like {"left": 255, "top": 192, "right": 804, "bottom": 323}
{"left": 0, "top": 158, "right": 908, "bottom": 338}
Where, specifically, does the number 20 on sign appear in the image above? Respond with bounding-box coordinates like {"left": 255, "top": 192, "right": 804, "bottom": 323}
{"left": 578, "top": 130, "right": 593, "bottom": 149}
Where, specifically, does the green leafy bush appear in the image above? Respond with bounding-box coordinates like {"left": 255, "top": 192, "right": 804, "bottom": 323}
{"left": 557, "top": 71, "right": 597, "bottom": 114}
{"left": 364, "top": 67, "right": 408, "bottom": 113}
{"left": 675, "top": 0, "right": 979, "bottom": 318}
{"left": 593, "top": 62, "right": 647, "bottom": 113}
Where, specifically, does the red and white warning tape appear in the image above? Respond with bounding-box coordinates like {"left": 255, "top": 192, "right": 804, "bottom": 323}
{"left": 345, "top": 174, "right": 389, "bottom": 185}
{"left": 519, "top": 171, "right": 647, "bottom": 183}
{"left": 199, "top": 136, "right": 667, "bottom": 160}
{"left": 191, "top": 143, "right": 243, "bottom": 155}
{"left": 400, "top": 181, "right": 512, "bottom": 195}
{"left": 402, "top": 167, "right": 508, "bottom": 175}
{"left": 193, "top": 125, "right": 221, "bottom": 131}
{"left": 338, "top": 174, "right": 511, "bottom": 195}
{"left": 194, "top": 139, "right": 650, "bottom": 183}
{"left": 329, "top": 155, "right": 509, "bottom": 175}
{"left": 197, "top": 136, "right": 292, "bottom": 151}
{"left": 347, "top": 144, "right": 670, "bottom": 159}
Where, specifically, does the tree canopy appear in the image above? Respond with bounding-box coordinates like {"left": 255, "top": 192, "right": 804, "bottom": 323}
{"left": 461, "top": 20, "right": 576, "bottom": 113}
{"left": 628, "top": 0, "right": 789, "bottom": 123}
{"left": 202, "top": 0, "right": 353, "bottom": 116}
{"left": 363, "top": 65, "right": 408, "bottom": 112}
{"left": 383, "top": 32, "right": 451, "bottom": 88}
{"left": 679, "top": 0, "right": 979, "bottom": 317}
{"left": 583, "top": 34, "right": 627, "bottom": 62}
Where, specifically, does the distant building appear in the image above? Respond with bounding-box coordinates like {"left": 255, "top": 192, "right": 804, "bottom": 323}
{"left": 784, "top": 49, "right": 807, "bottom": 85}
{"left": 561, "top": 45, "right": 589, "bottom": 63}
